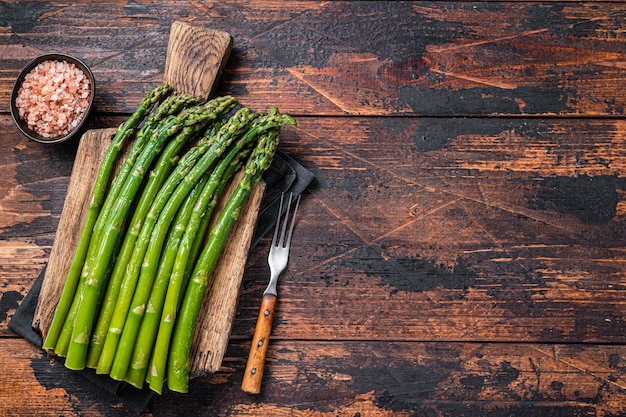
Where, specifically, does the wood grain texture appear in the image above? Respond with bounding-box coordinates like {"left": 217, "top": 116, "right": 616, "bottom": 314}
{"left": 230, "top": 116, "right": 626, "bottom": 344}
{"left": 241, "top": 293, "right": 277, "bottom": 394}
{"left": 163, "top": 21, "right": 232, "bottom": 99}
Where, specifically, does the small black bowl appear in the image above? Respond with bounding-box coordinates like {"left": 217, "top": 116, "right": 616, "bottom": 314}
{"left": 10, "top": 53, "right": 95, "bottom": 144}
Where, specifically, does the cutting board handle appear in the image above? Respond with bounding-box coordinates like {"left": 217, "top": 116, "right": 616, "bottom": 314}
{"left": 164, "top": 21, "right": 233, "bottom": 99}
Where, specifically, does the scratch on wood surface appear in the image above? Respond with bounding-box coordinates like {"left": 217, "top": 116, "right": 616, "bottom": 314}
{"left": 430, "top": 68, "right": 518, "bottom": 90}
{"left": 37, "top": 6, "right": 67, "bottom": 21}
{"left": 311, "top": 193, "right": 372, "bottom": 246}
{"left": 564, "top": 9, "right": 626, "bottom": 28}
{"left": 284, "top": 66, "right": 354, "bottom": 114}
{"left": 454, "top": 195, "right": 587, "bottom": 240}
{"left": 596, "top": 61, "right": 626, "bottom": 70}
{"left": 371, "top": 198, "right": 460, "bottom": 244}
{"left": 188, "top": 0, "right": 213, "bottom": 13}
{"left": 301, "top": 188, "right": 462, "bottom": 274}
{"left": 115, "top": 16, "right": 161, "bottom": 24}
{"left": 349, "top": 57, "right": 379, "bottom": 63}
{"left": 338, "top": 149, "right": 433, "bottom": 191}
{"left": 427, "top": 29, "right": 550, "bottom": 54}
{"left": 88, "top": 35, "right": 159, "bottom": 68}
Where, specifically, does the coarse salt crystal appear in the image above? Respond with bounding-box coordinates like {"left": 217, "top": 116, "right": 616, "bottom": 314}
{"left": 15, "top": 59, "right": 91, "bottom": 139}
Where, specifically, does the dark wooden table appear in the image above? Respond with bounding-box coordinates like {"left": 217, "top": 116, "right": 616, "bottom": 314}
{"left": 2, "top": 1, "right": 626, "bottom": 415}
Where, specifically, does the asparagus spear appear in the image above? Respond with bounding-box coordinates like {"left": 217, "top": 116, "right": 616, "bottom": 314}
{"left": 43, "top": 84, "right": 173, "bottom": 351}
{"left": 108, "top": 107, "right": 259, "bottom": 380}
{"left": 65, "top": 97, "right": 235, "bottom": 371}
{"left": 167, "top": 121, "right": 289, "bottom": 393}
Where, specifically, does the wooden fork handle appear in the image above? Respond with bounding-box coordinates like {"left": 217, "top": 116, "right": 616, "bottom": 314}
{"left": 241, "top": 293, "right": 277, "bottom": 394}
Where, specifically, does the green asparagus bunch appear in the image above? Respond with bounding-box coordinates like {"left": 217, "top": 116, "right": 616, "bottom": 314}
{"left": 42, "top": 84, "right": 296, "bottom": 394}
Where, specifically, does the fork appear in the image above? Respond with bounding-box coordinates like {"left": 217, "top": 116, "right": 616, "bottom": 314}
{"left": 241, "top": 192, "right": 301, "bottom": 394}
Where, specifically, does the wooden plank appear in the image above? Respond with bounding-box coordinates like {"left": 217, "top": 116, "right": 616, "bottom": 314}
{"left": 1, "top": 2, "right": 625, "bottom": 116}
{"left": 2, "top": 337, "right": 626, "bottom": 416}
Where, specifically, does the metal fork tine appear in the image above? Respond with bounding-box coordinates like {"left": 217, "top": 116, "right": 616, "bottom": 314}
{"left": 285, "top": 194, "right": 300, "bottom": 249}
{"left": 278, "top": 193, "right": 292, "bottom": 247}
{"left": 271, "top": 193, "right": 285, "bottom": 247}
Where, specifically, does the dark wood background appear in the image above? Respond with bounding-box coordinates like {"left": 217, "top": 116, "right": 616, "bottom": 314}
{"left": 1, "top": 1, "right": 625, "bottom": 415}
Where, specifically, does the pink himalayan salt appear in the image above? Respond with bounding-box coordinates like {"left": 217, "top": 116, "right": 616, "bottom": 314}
{"left": 15, "top": 59, "right": 91, "bottom": 139}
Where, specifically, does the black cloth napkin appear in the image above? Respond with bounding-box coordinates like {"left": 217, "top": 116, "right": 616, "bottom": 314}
{"left": 8, "top": 149, "right": 314, "bottom": 414}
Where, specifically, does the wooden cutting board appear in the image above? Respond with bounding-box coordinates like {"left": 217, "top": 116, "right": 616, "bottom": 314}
{"left": 32, "top": 21, "right": 265, "bottom": 377}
